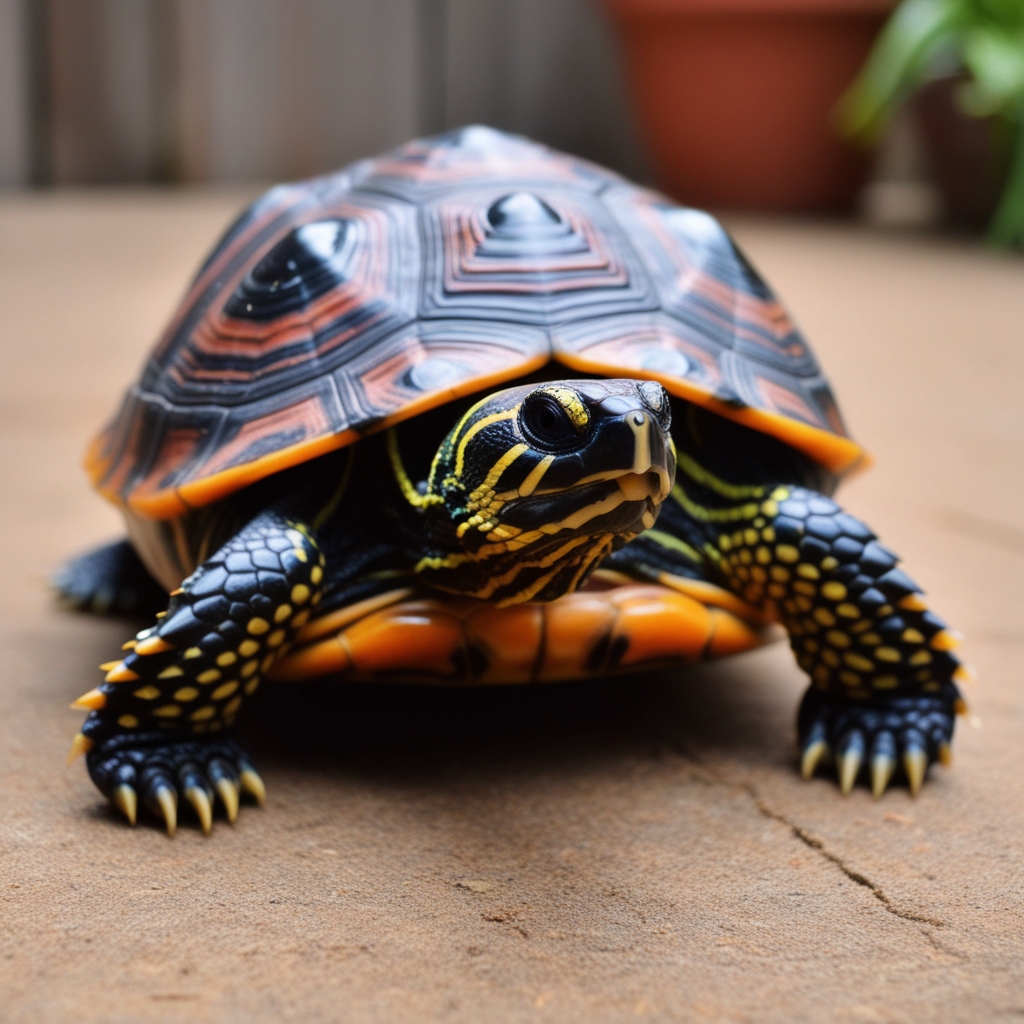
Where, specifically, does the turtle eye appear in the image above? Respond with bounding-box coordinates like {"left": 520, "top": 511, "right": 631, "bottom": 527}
{"left": 520, "top": 391, "right": 586, "bottom": 451}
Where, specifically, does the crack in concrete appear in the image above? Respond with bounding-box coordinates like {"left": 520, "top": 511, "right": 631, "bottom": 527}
{"left": 749, "top": 789, "right": 946, "bottom": 928}
{"left": 654, "top": 734, "right": 956, "bottom": 937}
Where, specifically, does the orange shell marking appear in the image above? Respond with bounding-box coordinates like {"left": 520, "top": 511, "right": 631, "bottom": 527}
{"left": 269, "top": 583, "right": 766, "bottom": 686}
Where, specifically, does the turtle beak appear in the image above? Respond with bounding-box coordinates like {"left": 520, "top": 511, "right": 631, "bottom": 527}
{"left": 615, "top": 408, "right": 674, "bottom": 505}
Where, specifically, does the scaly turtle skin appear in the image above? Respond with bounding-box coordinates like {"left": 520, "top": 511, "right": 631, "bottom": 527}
{"left": 59, "top": 127, "right": 967, "bottom": 835}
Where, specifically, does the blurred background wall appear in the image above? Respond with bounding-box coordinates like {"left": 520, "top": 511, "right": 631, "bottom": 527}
{"left": 0, "top": 0, "right": 646, "bottom": 188}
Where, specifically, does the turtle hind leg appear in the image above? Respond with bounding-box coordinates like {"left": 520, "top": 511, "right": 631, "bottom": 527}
{"left": 53, "top": 539, "right": 167, "bottom": 618}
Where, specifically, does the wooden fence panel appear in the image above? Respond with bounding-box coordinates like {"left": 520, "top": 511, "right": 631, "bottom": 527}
{"left": 1, "top": 0, "right": 644, "bottom": 185}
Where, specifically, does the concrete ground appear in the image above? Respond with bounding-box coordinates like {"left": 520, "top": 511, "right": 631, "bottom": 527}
{"left": 0, "top": 191, "right": 1021, "bottom": 1024}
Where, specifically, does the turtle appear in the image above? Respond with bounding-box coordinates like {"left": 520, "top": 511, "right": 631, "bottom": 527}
{"left": 57, "top": 126, "right": 967, "bottom": 836}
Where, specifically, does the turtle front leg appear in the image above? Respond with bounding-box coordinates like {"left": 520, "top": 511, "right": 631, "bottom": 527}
{"left": 709, "top": 486, "right": 966, "bottom": 797}
{"left": 69, "top": 510, "right": 325, "bottom": 833}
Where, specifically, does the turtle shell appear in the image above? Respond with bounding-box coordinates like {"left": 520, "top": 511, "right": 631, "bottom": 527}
{"left": 88, "top": 126, "right": 865, "bottom": 521}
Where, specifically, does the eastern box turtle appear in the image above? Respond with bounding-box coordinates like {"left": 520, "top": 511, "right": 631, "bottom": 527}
{"left": 58, "top": 127, "right": 967, "bottom": 835}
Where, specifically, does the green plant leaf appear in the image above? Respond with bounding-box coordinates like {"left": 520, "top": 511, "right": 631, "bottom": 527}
{"left": 961, "top": 26, "right": 1024, "bottom": 114}
{"left": 837, "top": 0, "right": 968, "bottom": 140}
{"left": 986, "top": 116, "right": 1024, "bottom": 246}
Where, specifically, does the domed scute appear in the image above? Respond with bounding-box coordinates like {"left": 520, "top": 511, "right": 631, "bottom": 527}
{"left": 88, "top": 128, "right": 863, "bottom": 521}
{"left": 477, "top": 193, "right": 587, "bottom": 258}
{"left": 417, "top": 185, "right": 656, "bottom": 324}
{"left": 224, "top": 218, "right": 354, "bottom": 321}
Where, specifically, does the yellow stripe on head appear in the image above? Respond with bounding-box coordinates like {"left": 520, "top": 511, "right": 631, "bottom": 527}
{"left": 454, "top": 407, "right": 520, "bottom": 478}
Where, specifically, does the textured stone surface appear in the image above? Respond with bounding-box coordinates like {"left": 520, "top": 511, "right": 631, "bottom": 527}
{"left": 0, "top": 193, "right": 1021, "bottom": 1022}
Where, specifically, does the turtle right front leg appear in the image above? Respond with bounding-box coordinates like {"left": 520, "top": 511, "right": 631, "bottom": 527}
{"left": 69, "top": 510, "right": 326, "bottom": 834}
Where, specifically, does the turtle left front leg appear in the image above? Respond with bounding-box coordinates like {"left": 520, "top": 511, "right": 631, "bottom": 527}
{"left": 69, "top": 509, "right": 325, "bottom": 833}
{"left": 709, "top": 486, "right": 968, "bottom": 797}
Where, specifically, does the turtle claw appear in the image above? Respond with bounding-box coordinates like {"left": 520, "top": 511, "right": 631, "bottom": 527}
{"left": 239, "top": 767, "right": 267, "bottom": 807}
{"left": 152, "top": 785, "right": 177, "bottom": 836}
{"left": 214, "top": 777, "right": 240, "bottom": 823}
{"left": 869, "top": 730, "right": 897, "bottom": 799}
{"left": 113, "top": 783, "right": 137, "bottom": 825}
{"left": 801, "top": 739, "right": 829, "bottom": 780}
{"left": 207, "top": 758, "right": 240, "bottom": 823}
{"left": 836, "top": 729, "right": 864, "bottom": 796}
{"left": 904, "top": 747, "right": 927, "bottom": 797}
{"left": 185, "top": 786, "right": 213, "bottom": 835}
{"left": 800, "top": 721, "right": 829, "bottom": 780}
{"left": 86, "top": 734, "right": 262, "bottom": 834}
{"left": 870, "top": 754, "right": 895, "bottom": 800}
{"left": 797, "top": 684, "right": 958, "bottom": 797}
{"left": 67, "top": 732, "right": 93, "bottom": 764}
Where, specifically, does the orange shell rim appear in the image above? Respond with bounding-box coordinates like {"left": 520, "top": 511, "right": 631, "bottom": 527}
{"left": 87, "top": 354, "right": 868, "bottom": 521}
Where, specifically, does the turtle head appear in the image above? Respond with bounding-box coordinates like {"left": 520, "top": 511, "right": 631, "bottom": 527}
{"left": 393, "top": 378, "right": 675, "bottom": 605}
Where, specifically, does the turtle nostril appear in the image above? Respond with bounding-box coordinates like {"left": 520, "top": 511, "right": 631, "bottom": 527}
{"left": 631, "top": 412, "right": 646, "bottom": 427}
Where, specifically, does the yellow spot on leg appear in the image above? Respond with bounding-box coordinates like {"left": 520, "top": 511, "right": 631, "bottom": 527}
{"left": 843, "top": 653, "right": 874, "bottom": 672}
{"left": 117, "top": 714, "right": 139, "bottom": 728}
{"left": 247, "top": 618, "right": 270, "bottom": 636}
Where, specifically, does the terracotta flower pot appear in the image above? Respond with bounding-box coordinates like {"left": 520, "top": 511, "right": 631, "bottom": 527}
{"left": 605, "top": 0, "right": 894, "bottom": 211}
